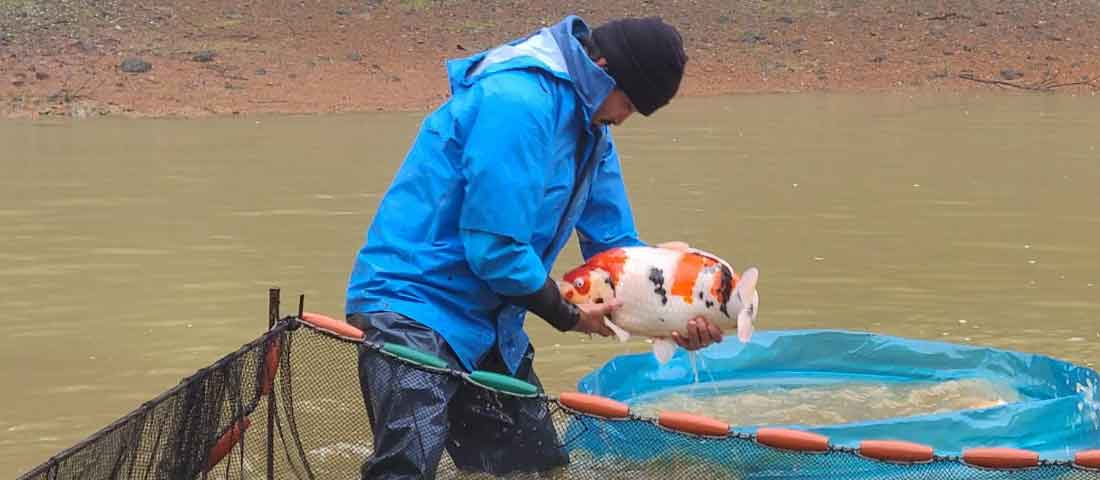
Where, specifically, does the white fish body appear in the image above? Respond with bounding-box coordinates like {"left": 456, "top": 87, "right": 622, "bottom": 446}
{"left": 560, "top": 246, "right": 760, "bottom": 363}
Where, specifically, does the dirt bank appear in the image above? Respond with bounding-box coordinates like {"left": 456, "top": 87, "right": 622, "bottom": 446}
{"left": 2, "top": 0, "right": 1098, "bottom": 118}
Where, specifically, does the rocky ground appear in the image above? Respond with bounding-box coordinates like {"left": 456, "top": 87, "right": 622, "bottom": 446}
{"left": 2, "top": 0, "right": 1098, "bottom": 118}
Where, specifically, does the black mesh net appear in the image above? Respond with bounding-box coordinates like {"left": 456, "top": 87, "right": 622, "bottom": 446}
{"left": 17, "top": 317, "right": 1100, "bottom": 480}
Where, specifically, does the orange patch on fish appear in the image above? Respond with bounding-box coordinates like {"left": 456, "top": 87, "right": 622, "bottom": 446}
{"left": 588, "top": 248, "right": 628, "bottom": 285}
{"left": 670, "top": 253, "right": 715, "bottom": 304}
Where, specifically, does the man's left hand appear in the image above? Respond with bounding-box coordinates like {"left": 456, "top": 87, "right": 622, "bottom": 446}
{"left": 671, "top": 317, "right": 723, "bottom": 351}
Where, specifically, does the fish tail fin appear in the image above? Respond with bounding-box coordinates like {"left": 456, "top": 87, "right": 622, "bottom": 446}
{"left": 653, "top": 338, "right": 677, "bottom": 364}
{"left": 733, "top": 267, "right": 759, "bottom": 343}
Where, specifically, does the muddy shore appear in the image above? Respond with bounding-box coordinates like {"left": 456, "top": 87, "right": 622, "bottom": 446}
{"left": 2, "top": 0, "right": 1098, "bottom": 118}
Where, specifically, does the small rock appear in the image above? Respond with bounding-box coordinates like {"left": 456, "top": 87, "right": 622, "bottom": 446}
{"left": 777, "top": 16, "right": 795, "bottom": 24}
{"left": 119, "top": 57, "right": 152, "bottom": 73}
{"left": 871, "top": 55, "right": 887, "bottom": 63}
{"left": 254, "top": 68, "right": 267, "bottom": 76}
{"left": 35, "top": 71, "right": 49, "bottom": 80}
{"left": 70, "top": 40, "right": 96, "bottom": 53}
{"left": 347, "top": 51, "right": 363, "bottom": 62}
{"left": 1000, "top": 69, "right": 1024, "bottom": 80}
{"left": 192, "top": 50, "right": 216, "bottom": 62}
{"left": 11, "top": 78, "right": 25, "bottom": 87}
{"left": 336, "top": 8, "right": 351, "bottom": 15}
{"left": 741, "top": 32, "right": 767, "bottom": 43}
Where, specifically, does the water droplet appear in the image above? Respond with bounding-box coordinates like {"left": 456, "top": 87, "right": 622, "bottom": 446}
{"left": 89, "top": 356, "right": 96, "bottom": 360}
{"left": 792, "top": 183, "right": 799, "bottom": 188}
{"left": 964, "top": 337, "right": 972, "bottom": 341}
{"left": 1024, "top": 244, "right": 1031, "bottom": 249}
{"left": 1027, "top": 259, "right": 1037, "bottom": 264}
{"left": 813, "top": 256, "right": 825, "bottom": 261}
{"left": 1068, "top": 337, "right": 1085, "bottom": 342}
{"left": 958, "top": 319, "right": 968, "bottom": 324}
{"left": 912, "top": 183, "right": 921, "bottom": 188}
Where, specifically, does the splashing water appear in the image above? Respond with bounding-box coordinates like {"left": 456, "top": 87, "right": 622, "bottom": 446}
{"left": 1076, "top": 378, "right": 1100, "bottom": 431}
{"left": 632, "top": 378, "right": 1018, "bottom": 426}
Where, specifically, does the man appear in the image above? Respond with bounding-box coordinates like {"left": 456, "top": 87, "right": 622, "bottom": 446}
{"left": 345, "top": 15, "right": 723, "bottom": 479}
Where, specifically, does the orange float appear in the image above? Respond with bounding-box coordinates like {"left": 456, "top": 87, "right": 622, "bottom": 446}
{"left": 657, "top": 411, "right": 729, "bottom": 437}
{"left": 558, "top": 392, "right": 630, "bottom": 419}
{"left": 300, "top": 312, "right": 364, "bottom": 341}
{"left": 1075, "top": 450, "right": 1100, "bottom": 469}
{"left": 962, "top": 447, "right": 1039, "bottom": 469}
{"left": 756, "top": 428, "right": 830, "bottom": 452}
{"left": 204, "top": 418, "right": 251, "bottom": 472}
{"left": 858, "top": 440, "right": 934, "bottom": 463}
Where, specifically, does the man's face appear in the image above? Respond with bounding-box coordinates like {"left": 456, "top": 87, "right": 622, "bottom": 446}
{"left": 592, "top": 89, "right": 636, "bottom": 127}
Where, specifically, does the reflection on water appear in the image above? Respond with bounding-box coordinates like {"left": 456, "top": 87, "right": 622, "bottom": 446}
{"left": 3, "top": 94, "right": 1100, "bottom": 476}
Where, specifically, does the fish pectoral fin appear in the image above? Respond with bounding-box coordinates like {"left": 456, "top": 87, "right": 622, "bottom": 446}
{"left": 604, "top": 318, "right": 631, "bottom": 343}
{"left": 652, "top": 338, "right": 677, "bottom": 364}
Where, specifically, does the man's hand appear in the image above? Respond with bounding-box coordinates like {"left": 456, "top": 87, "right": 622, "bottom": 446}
{"left": 671, "top": 317, "right": 723, "bottom": 350}
{"left": 571, "top": 299, "right": 622, "bottom": 337}
{"left": 656, "top": 241, "right": 691, "bottom": 252}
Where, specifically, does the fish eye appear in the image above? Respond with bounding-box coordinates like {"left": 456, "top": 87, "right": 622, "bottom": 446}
{"left": 573, "top": 278, "right": 585, "bottom": 288}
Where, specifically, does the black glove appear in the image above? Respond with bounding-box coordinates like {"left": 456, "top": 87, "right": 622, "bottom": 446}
{"left": 502, "top": 277, "right": 581, "bottom": 332}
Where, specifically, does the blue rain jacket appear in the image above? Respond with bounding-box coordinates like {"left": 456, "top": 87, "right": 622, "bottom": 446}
{"left": 346, "top": 16, "right": 646, "bottom": 373}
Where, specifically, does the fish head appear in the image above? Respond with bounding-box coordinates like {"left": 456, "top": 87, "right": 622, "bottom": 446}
{"left": 560, "top": 264, "right": 615, "bottom": 305}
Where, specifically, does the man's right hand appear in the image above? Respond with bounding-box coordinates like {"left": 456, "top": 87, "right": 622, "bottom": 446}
{"left": 571, "top": 299, "right": 622, "bottom": 337}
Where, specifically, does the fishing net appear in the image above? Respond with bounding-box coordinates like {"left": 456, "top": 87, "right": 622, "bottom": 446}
{"left": 16, "top": 313, "right": 1100, "bottom": 480}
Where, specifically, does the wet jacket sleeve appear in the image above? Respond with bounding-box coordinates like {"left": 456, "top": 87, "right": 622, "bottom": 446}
{"left": 457, "top": 73, "right": 552, "bottom": 297}
{"left": 575, "top": 132, "right": 647, "bottom": 260}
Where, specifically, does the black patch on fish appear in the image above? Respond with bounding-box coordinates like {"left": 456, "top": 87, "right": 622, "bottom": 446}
{"left": 698, "top": 291, "right": 704, "bottom": 300}
{"left": 594, "top": 298, "right": 604, "bottom": 304}
{"left": 658, "top": 317, "right": 666, "bottom": 323}
{"left": 717, "top": 264, "right": 734, "bottom": 318}
{"left": 705, "top": 300, "right": 714, "bottom": 309}
{"left": 648, "top": 267, "right": 668, "bottom": 305}
{"left": 604, "top": 276, "right": 616, "bottom": 296}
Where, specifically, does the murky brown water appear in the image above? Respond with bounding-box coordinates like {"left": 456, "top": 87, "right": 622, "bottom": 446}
{"left": 3, "top": 94, "right": 1100, "bottom": 476}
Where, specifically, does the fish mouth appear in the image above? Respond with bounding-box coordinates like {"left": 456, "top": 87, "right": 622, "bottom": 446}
{"left": 557, "top": 280, "right": 578, "bottom": 303}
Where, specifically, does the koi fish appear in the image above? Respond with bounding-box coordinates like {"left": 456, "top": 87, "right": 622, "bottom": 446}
{"left": 559, "top": 246, "right": 759, "bottom": 364}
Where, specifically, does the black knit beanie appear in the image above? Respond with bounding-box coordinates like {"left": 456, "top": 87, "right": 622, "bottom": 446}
{"left": 591, "top": 17, "right": 688, "bottom": 116}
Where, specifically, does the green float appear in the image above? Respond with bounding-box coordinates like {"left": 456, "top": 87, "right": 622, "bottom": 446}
{"left": 468, "top": 371, "right": 539, "bottom": 397}
{"left": 380, "top": 342, "right": 449, "bottom": 370}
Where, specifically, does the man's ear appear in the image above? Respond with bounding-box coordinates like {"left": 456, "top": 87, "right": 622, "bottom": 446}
{"left": 595, "top": 57, "right": 608, "bottom": 69}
